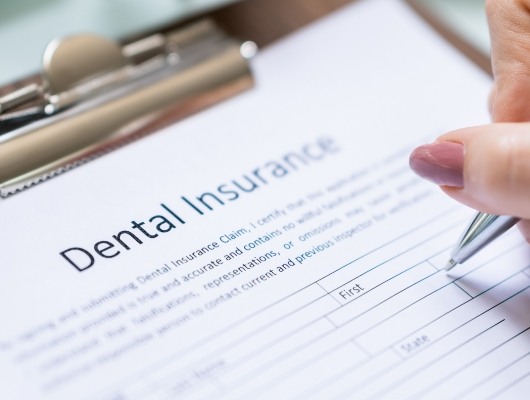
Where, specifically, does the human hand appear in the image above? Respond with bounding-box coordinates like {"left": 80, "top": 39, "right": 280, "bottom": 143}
{"left": 409, "top": 0, "right": 530, "bottom": 240}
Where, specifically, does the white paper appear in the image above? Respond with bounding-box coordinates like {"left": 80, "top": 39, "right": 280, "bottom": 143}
{"left": 3, "top": 1, "right": 530, "bottom": 399}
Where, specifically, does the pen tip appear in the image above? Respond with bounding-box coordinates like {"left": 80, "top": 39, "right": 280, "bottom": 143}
{"left": 445, "top": 258, "right": 457, "bottom": 271}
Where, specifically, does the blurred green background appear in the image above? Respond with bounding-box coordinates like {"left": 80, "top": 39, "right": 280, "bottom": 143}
{"left": 0, "top": 0, "right": 488, "bottom": 86}
{"left": 419, "top": 0, "right": 488, "bottom": 54}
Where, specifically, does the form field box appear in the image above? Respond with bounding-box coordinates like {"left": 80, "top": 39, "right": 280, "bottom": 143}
{"left": 318, "top": 215, "right": 459, "bottom": 292}
{"left": 253, "top": 342, "right": 366, "bottom": 399}
{"left": 455, "top": 245, "right": 530, "bottom": 297}
{"left": 219, "top": 295, "right": 339, "bottom": 370}
{"left": 302, "top": 350, "right": 402, "bottom": 400}
{"left": 328, "top": 262, "right": 437, "bottom": 327}
{"left": 355, "top": 283, "right": 470, "bottom": 354}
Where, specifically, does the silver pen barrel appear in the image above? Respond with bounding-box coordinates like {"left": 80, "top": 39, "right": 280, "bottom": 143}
{"left": 446, "top": 213, "right": 519, "bottom": 270}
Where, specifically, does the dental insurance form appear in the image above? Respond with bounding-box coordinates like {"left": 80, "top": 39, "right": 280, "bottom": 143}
{"left": 2, "top": 0, "right": 530, "bottom": 399}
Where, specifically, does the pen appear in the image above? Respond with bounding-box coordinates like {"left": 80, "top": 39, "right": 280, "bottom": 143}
{"left": 445, "top": 213, "right": 519, "bottom": 271}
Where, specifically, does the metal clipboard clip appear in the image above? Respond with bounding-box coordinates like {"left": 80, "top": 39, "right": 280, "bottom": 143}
{"left": 0, "top": 20, "right": 256, "bottom": 197}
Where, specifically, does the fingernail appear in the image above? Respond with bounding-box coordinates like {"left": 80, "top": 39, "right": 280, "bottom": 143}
{"left": 409, "top": 142, "right": 464, "bottom": 187}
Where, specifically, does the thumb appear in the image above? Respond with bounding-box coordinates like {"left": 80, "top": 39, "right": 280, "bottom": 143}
{"left": 409, "top": 123, "right": 530, "bottom": 219}
{"left": 487, "top": 0, "right": 530, "bottom": 121}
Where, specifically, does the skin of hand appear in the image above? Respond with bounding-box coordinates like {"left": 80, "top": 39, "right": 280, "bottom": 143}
{"left": 409, "top": 0, "right": 530, "bottom": 241}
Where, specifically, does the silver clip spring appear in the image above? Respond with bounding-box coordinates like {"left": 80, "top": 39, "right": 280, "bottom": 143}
{"left": 0, "top": 20, "right": 237, "bottom": 123}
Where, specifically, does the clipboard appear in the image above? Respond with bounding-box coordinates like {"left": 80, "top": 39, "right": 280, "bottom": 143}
{"left": 2, "top": 2, "right": 517, "bottom": 399}
{"left": 0, "top": 0, "right": 486, "bottom": 198}
{"left": 0, "top": 0, "right": 354, "bottom": 198}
